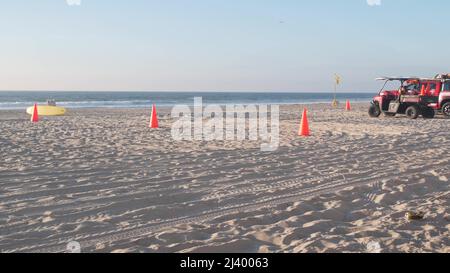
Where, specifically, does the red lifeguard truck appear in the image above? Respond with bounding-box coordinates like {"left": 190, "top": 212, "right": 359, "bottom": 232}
{"left": 368, "top": 74, "right": 450, "bottom": 119}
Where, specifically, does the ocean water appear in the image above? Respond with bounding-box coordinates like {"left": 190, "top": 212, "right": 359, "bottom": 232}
{"left": 0, "top": 91, "right": 374, "bottom": 110}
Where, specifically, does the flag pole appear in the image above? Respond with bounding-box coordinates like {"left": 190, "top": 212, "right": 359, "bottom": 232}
{"left": 334, "top": 80, "right": 337, "bottom": 101}
{"left": 332, "top": 74, "right": 339, "bottom": 108}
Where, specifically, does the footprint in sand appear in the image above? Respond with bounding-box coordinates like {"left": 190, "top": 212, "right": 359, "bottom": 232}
{"left": 429, "top": 170, "right": 448, "bottom": 182}
{"left": 42, "top": 211, "right": 54, "bottom": 223}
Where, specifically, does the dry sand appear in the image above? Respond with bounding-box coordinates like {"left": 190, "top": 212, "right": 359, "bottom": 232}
{"left": 0, "top": 103, "right": 449, "bottom": 253}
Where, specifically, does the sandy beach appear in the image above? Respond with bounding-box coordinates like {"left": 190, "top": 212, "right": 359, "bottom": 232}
{"left": 0, "top": 103, "right": 449, "bottom": 253}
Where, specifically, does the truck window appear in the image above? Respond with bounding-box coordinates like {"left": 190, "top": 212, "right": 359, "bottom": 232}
{"left": 445, "top": 81, "right": 450, "bottom": 91}
{"left": 429, "top": 83, "right": 437, "bottom": 93}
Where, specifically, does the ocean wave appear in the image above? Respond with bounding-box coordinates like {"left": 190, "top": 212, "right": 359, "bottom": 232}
{"left": 0, "top": 92, "right": 373, "bottom": 110}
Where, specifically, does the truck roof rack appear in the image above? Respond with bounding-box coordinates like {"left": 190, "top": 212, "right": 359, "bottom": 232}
{"left": 376, "top": 77, "right": 421, "bottom": 81}
{"left": 434, "top": 74, "right": 450, "bottom": 79}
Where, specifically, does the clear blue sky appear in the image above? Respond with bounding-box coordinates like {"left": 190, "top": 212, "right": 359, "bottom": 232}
{"left": 0, "top": 0, "right": 448, "bottom": 92}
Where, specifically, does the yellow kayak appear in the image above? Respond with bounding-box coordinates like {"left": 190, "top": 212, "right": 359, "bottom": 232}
{"left": 26, "top": 105, "right": 66, "bottom": 116}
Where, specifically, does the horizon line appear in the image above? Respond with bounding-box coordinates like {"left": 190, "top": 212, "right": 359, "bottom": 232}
{"left": 0, "top": 90, "right": 375, "bottom": 94}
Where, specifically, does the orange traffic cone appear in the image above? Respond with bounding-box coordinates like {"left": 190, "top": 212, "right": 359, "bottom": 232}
{"left": 149, "top": 104, "right": 159, "bottom": 128}
{"left": 299, "top": 108, "right": 310, "bottom": 137}
{"left": 31, "top": 103, "right": 39, "bottom": 123}
{"left": 345, "top": 100, "right": 351, "bottom": 111}
{"left": 420, "top": 85, "right": 426, "bottom": 96}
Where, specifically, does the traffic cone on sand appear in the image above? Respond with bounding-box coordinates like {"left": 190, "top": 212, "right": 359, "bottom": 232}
{"left": 299, "top": 108, "right": 310, "bottom": 137}
{"left": 345, "top": 100, "right": 351, "bottom": 111}
{"left": 149, "top": 104, "right": 159, "bottom": 128}
{"left": 31, "top": 103, "right": 39, "bottom": 123}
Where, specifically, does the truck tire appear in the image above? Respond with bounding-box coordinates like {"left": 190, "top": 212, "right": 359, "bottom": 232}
{"left": 368, "top": 104, "right": 381, "bottom": 118}
{"left": 442, "top": 102, "right": 450, "bottom": 118}
{"left": 405, "top": 105, "right": 420, "bottom": 120}
{"left": 422, "top": 107, "right": 435, "bottom": 119}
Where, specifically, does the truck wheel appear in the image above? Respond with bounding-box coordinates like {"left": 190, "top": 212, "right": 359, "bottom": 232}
{"left": 422, "top": 107, "right": 435, "bottom": 119}
{"left": 442, "top": 102, "right": 450, "bottom": 118}
{"left": 405, "top": 105, "right": 420, "bottom": 120}
{"left": 369, "top": 104, "right": 381, "bottom": 118}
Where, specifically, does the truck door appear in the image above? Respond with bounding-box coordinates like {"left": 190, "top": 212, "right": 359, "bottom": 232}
{"left": 430, "top": 82, "right": 441, "bottom": 97}
{"left": 440, "top": 81, "right": 450, "bottom": 109}
{"left": 421, "top": 81, "right": 440, "bottom": 104}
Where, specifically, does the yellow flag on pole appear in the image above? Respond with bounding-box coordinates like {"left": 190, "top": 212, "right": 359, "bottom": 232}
{"left": 335, "top": 74, "right": 341, "bottom": 85}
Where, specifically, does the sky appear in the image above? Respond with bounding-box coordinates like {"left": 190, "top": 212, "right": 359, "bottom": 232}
{"left": 0, "top": 0, "right": 449, "bottom": 92}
